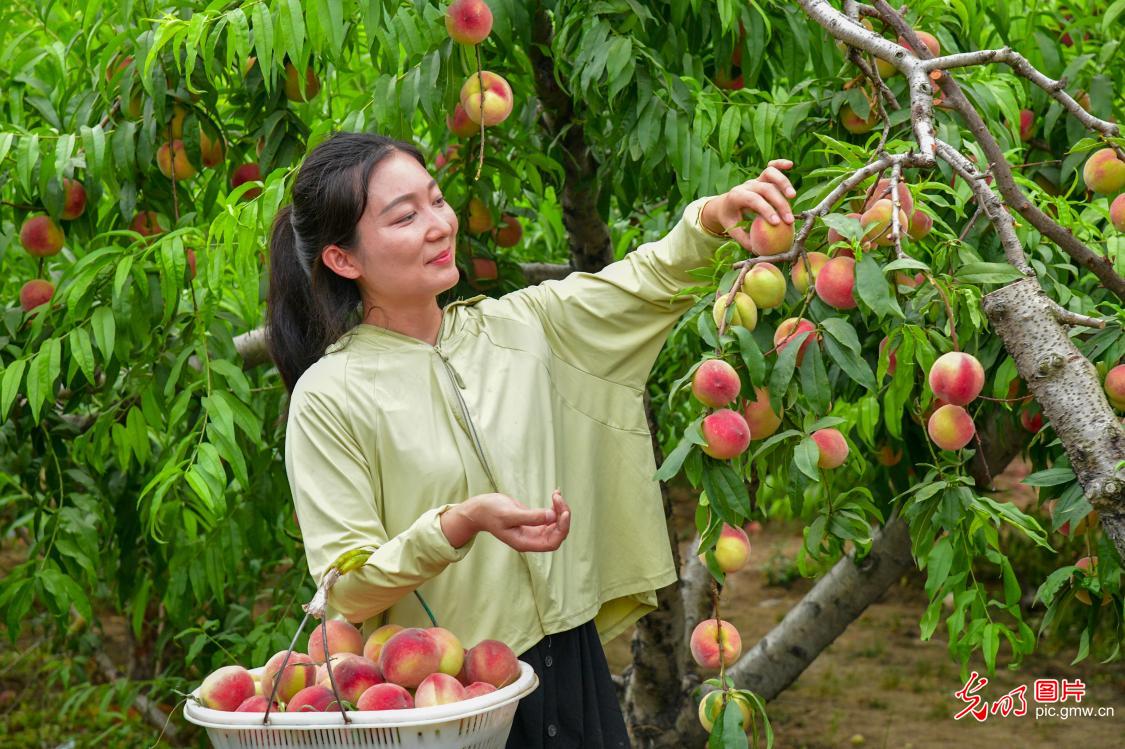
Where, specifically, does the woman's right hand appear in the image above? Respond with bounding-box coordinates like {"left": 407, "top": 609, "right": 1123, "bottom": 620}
{"left": 449, "top": 490, "right": 571, "bottom": 552}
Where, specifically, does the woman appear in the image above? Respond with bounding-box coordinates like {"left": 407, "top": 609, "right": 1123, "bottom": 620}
{"left": 268, "top": 132, "right": 793, "bottom": 747}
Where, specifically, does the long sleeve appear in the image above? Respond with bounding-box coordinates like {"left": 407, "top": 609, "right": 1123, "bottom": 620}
{"left": 499, "top": 197, "right": 726, "bottom": 389}
{"left": 285, "top": 388, "right": 476, "bottom": 624}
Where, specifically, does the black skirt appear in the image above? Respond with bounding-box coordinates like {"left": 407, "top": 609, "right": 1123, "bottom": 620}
{"left": 505, "top": 620, "right": 632, "bottom": 748}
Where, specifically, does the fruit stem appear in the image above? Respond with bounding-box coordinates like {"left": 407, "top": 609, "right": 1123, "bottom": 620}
{"left": 474, "top": 45, "right": 485, "bottom": 181}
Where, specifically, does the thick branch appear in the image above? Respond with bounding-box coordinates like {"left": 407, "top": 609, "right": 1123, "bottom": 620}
{"left": 519, "top": 262, "right": 573, "bottom": 284}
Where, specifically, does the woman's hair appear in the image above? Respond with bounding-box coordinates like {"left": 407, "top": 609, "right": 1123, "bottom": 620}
{"left": 266, "top": 132, "right": 425, "bottom": 396}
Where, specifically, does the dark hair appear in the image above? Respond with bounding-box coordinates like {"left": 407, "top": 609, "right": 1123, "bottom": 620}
{"left": 266, "top": 132, "right": 426, "bottom": 397}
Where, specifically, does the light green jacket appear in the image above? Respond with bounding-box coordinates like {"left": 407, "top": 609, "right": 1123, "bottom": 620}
{"left": 284, "top": 197, "right": 724, "bottom": 656}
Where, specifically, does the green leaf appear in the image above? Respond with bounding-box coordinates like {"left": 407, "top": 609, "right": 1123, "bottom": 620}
{"left": 793, "top": 437, "right": 821, "bottom": 481}
{"left": 856, "top": 254, "right": 903, "bottom": 319}
{"left": 956, "top": 262, "right": 1025, "bottom": 284}
{"left": 701, "top": 462, "right": 750, "bottom": 524}
{"left": 732, "top": 327, "right": 765, "bottom": 387}
{"left": 799, "top": 342, "right": 830, "bottom": 414}
{"left": 1, "top": 359, "right": 27, "bottom": 420}
{"left": 655, "top": 420, "right": 704, "bottom": 481}
{"left": 68, "top": 328, "right": 96, "bottom": 384}
{"left": 768, "top": 330, "right": 808, "bottom": 410}
{"left": 819, "top": 317, "right": 861, "bottom": 352}
{"left": 822, "top": 333, "right": 876, "bottom": 390}
{"left": 1022, "top": 467, "right": 1076, "bottom": 487}
{"left": 91, "top": 306, "right": 116, "bottom": 362}
{"left": 924, "top": 536, "right": 953, "bottom": 598}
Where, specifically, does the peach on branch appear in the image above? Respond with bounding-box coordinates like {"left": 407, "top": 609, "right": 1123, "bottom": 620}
{"left": 379, "top": 628, "right": 442, "bottom": 688}
{"left": 284, "top": 63, "right": 321, "bottom": 102}
{"left": 199, "top": 126, "right": 225, "bottom": 168}
{"left": 701, "top": 409, "right": 751, "bottom": 460}
{"left": 19, "top": 280, "right": 55, "bottom": 312}
{"left": 286, "top": 685, "right": 340, "bottom": 712}
{"left": 708, "top": 523, "right": 751, "bottom": 573}
{"left": 467, "top": 197, "right": 494, "bottom": 234}
{"left": 876, "top": 444, "right": 902, "bottom": 466}
{"left": 814, "top": 256, "right": 857, "bottom": 309}
{"left": 492, "top": 214, "right": 522, "bottom": 247}
{"left": 773, "top": 317, "right": 817, "bottom": 364}
{"left": 742, "top": 386, "right": 783, "bottom": 441}
{"left": 744, "top": 520, "right": 763, "bottom": 535}
{"left": 1082, "top": 148, "right": 1125, "bottom": 195}
{"left": 1111, "top": 194, "right": 1125, "bottom": 232}
{"left": 749, "top": 215, "right": 794, "bottom": 256}
{"left": 464, "top": 681, "right": 498, "bottom": 699}
{"left": 199, "top": 665, "right": 256, "bottom": 711}
{"left": 426, "top": 626, "right": 466, "bottom": 676}
{"left": 61, "top": 178, "right": 87, "bottom": 220}
{"left": 307, "top": 619, "right": 364, "bottom": 663}
{"left": 927, "top": 404, "right": 976, "bottom": 451}
{"left": 860, "top": 198, "right": 909, "bottom": 246}
{"left": 928, "top": 352, "right": 985, "bottom": 405}
{"left": 263, "top": 651, "right": 318, "bottom": 703}
{"left": 863, "top": 179, "right": 914, "bottom": 218}
{"left": 472, "top": 257, "right": 498, "bottom": 281}
{"left": 357, "top": 682, "right": 415, "bottom": 710}
{"left": 231, "top": 163, "right": 262, "bottom": 199}
{"left": 840, "top": 104, "right": 878, "bottom": 134}
{"left": 1019, "top": 403, "right": 1044, "bottom": 433}
{"left": 323, "top": 654, "right": 382, "bottom": 704}
{"left": 1104, "top": 364, "right": 1125, "bottom": 409}
{"left": 157, "top": 140, "right": 198, "bottom": 181}
{"left": 445, "top": 0, "right": 493, "bottom": 45}
{"left": 712, "top": 291, "right": 758, "bottom": 332}
{"left": 906, "top": 209, "right": 932, "bottom": 240}
{"left": 811, "top": 428, "right": 849, "bottom": 469}
{"left": 691, "top": 358, "right": 741, "bottom": 408}
{"left": 415, "top": 672, "right": 468, "bottom": 708}
{"left": 1018, "top": 109, "right": 1035, "bottom": 142}
{"left": 460, "top": 71, "right": 514, "bottom": 126}
{"left": 19, "top": 215, "right": 65, "bottom": 257}
{"left": 185, "top": 247, "right": 197, "bottom": 280}
{"left": 447, "top": 103, "right": 479, "bottom": 138}
{"left": 130, "top": 210, "right": 166, "bottom": 237}
{"left": 689, "top": 619, "right": 742, "bottom": 670}
{"left": 790, "top": 251, "right": 828, "bottom": 293}
{"left": 464, "top": 639, "right": 520, "bottom": 689}
{"left": 698, "top": 690, "right": 752, "bottom": 733}
{"left": 900, "top": 30, "right": 940, "bottom": 58}
{"left": 894, "top": 271, "right": 926, "bottom": 289}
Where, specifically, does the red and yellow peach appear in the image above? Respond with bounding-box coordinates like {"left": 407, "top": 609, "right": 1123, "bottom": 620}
{"left": 689, "top": 619, "right": 742, "bottom": 670}
{"left": 692, "top": 359, "right": 742, "bottom": 408}
{"left": 701, "top": 409, "right": 752, "bottom": 460}
{"left": 927, "top": 404, "right": 976, "bottom": 450}
{"left": 811, "top": 428, "right": 849, "bottom": 469}
{"left": 928, "top": 352, "right": 985, "bottom": 405}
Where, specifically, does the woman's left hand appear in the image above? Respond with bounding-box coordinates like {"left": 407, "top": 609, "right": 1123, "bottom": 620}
{"left": 700, "top": 160, "right": 797, "bottom": 250}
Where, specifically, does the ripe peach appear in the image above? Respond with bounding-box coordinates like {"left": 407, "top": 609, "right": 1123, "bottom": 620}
{"left": 19, "top": 280, "right": 55, "bottom": 312}
{"left": 199, "top": 127, "right": 224, "bottom": 168}
{"left": 711, "top": 524, "right": 751, "bottom": 573}
{"left": 879, "top": 336, "right": 897, "bottom": 376}
{"left": 928, "top": 352, "right": 985, "bottom": 405}
{"left": 741, "top": 262, "right": 786, "bottom": 309}
{"left": 790, "top": 252, "right": 829, "bottom": 293}
{"left": 900, "top": 30, "right": 940, "bottom": 58}
{"left": 894, "top": 271, "right": 926, "bottom": 289}
{"left": 185, "top": 247, "right": 197, "bottom": 280}
{"left": 157, "top": 140, "right": 197, "bottom": 181}
{"left": 927, "top": 404, "right": 976, "bottom": 451}
{"left": 460, "top": 71, "right": 514, "bottom": 126}
{"left": 815, "top": 256, "right": 857, "bottom": 309}
{"left": 467, "top": 197, "right": 494, "bottom": 234}
{"left": 464, "top": 639, "right": 520, "bottom": 689}
{"left": 130, "top": 210, "right": 165, "bottom": 237}
{"left": 19, "top": 215, "right": 65, "bottom": 257}
{"left": 1019, "top": 404, "right": 1044, "bottom": 433}
{"left": 445, "top": 0, "right": 493, "bottom": 45}
{"left": 712, "top": 291, "right": 758, "bottom": 331}
{"left": 692, "top": 359, "right": 742, "bottom": 408}
{"left": 284, "top": 63, "right": 321, "bottom": 102}
{"left": 286, "top": 685, "right": 340, "bottom": 712}
{"left": 744, "top": 520, "right": 763, "bottom": 535}
{"left": 1104, "top": 364, "right": 1125, "bottom": 409}
{"left": 773, "top": 317, "right": 817, "bottom": 365}
{"left": 840, "top": 104, "right": 878, "bottom": 134}
{"left": 701, "top": 409, "right": 751, "bottom": 460}
{"left": 749, "top": 215, "right": 794, "bottom": 256}
{"left": 907, "top": 209, "right": 932, "bottom": 240}
{"left": 492, "top": 214, "right": 522, "bottom": 247}
{"left": 447, "top": 103, "right": 479, "bottom": 138}
{"left": 864, "top": 179, "right": 914, "bottom": 218}
{"left": 415, "top": 672, "right": 467, "bottom": 708}
{"left": 231, "top": 163, "right": 262, "bottom": 199}
{"left": 356, "top": 682, "right": 414, "bottom": 711}
{"left": 811, "top": 428, "right": 849, "bottom": 469}
{"left": 426, "top": 626, "right": 466, "bottom": 676}
{"left": 472, "top": 256, "right": 498, "bottom": 281}
{"left": 1083, "top": 148, "right": 1125, "bottom": 195}
{"left": 861, "top": 199, "right": 909, "bottom": 246}
{"left": 324, "top": 654, "right": 382, "bottom": 704}
{"left": 876, "top": 444, "right": 902, "bottom": 466}
{"left": 199, "top": 665, "right": 256, "bottom": 711}
{"left": 698, "top": 690, "right": 752, "bottom": 733}
{"left": 61, "top": 178, "right": 87, "bottom": 220}
{"left": 307, "top": 620, "right": 364, "bottom": 663}
{"left": 689, "top": 619, "right": 742, "bottom": 670}
{"left": 235, "top": 695, "right": 275, "bottom": 712}
{"left": 741, "top": 386, "right": 783, "bottom": 441}
{"left": 379, "top": 628, "right": 442, "bottom": 689}
{"left": 1018, "top": 109, "right": 1035, "bottom": 142}
{"left": 464, "top": 681, "right": 497, "bottom": 699}
{"left": 1111, "top": 194, "right": 1125, "bottom": 232}
{"left": 263, "top": 651, "right": 318, "bottom": 703}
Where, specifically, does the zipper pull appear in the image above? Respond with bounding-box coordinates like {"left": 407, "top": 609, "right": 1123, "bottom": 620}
{"left": 435, "top": 348, "right": 466, "bottom": 389}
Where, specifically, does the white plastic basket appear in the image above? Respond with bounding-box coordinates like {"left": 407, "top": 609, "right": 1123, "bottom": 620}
{"left": 184, "top": 662, "right": 539, "bottom": 749}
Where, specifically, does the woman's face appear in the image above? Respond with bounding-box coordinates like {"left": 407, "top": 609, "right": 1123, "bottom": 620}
{"left": 344, "top": 151, "right": 460, "bottom": 307}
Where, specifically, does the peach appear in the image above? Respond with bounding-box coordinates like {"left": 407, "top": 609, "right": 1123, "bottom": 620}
{"left": 1082, "top": 148, "right": 1125, "bottom": 195}
{"left": 790, "top": 252, "right": 829, "bottom": 293}
{"left": 928, "top": 352, "right": 985, "bottom": 405}
{"left": 235, "top": 695, "right": 275, "bottom": 712}
{"left": 185, "top": 247, "right": 197, "bottom": 280}
{"left": 701, "top": 409, "right": 751, "bottom": 460}
{"left": 900, "top": 30, "right": 940, "bottom": 58}
{"left": 864, "top": 179, "right": 914, "bottom": 218}
{"left": 711, "top": 523, "right": 751, "bottom": 573}
{"left": 199, "top": 126, "right": 224, "bottom": 168}
{"left": 19, "top": 215, "right": 65, "bottom": 257}
{"left": 19, "top": 280, "right": 55, "bottom": 312}
{"left": 460, "top": 71, "right": 514, "bottom": 126}
{"left": 263, "top": 651, "right": 318, "bottom": 703}
{"left": 827, "top": 213, "right": 861, "bottom": 246}
{"left": 426, "top": 626, "right": 466, "bottom": 676}
{"left": 1073, "top": 556, "right": 1107, "bottom": 605}
{"left": 1019, "top": 404, "right": 1044, "bottom": 433}
{"left": 713, "top": 67, "right": 743, "bottom": 91}
{"left": 61, "top": 178, "right": 87, "bottom": 220}
{"left": 157, "top": 140, "right": 197, "bottom": 181}
{"left": 284, "top": 63, "right": 321, "bottom": 102}
{"left": 130, "top": 210, "right": 165, "bottom": 237}
{"left": 231, "top": 163, "right": 262, "bottom": 199}
{"left": 712, "top": 291, "right": 757, "bottom": 332}
{"left": 445, "top": 0, "right": 493, "bottom": 45}
{"left": 879, "top": 336, "right": 897, "bottom": 376}
{"left": 1105, "top": 364, "right": 1125, "bottom": 409}
{"left": 472, "top": 256, "right": 498, "bottom": 281}
{"left": 876, "top": 444, "right": 902, "bottom": 466}
{"left": 308, "top": 620, "right": 364, "bottom": 663}
{"left": 1018, "top": 109, "right": 1035, "bottom": 142}
{"left": 744, "top": 520, "right": 763, "bottom": 535}
{"left": 447, "top": 103, "right": 479, "bottom": 138}
{"left": 1111, "top": 194, "right": 1125, "bottom": 232}
{"left": 435, "top": 144, "right": 461, "bottom": 171}
{"left": 927, "top": 404, "right": 976, "bottom": 450}
{"left": 464, "top": 681, "right": 498, "bottom": 699}
{"left": 907, "top": 209, "right": 932, "bottom": 240}
{"left": 773, "top": 317, "right": 817, "bottom": 365}
{"left": 463, "top": 639, "right": 520, "bottom": 689}
{"left": 467, "top": 197, "right": 493, "bottom": 234}
{"left": 840, "top": 104, "right": 878, "bottom": 134}
{"left": 323, "top": 654, "right": 382, "bottom": 704}
{"left": 691, "top": 358, "right": 742, "bottom": 408}
{"left": 698, "top": 690, "right": 752, "bottom": 733}
{"left": 742, "top": 387, "right": 783, "bottom": 441}
{"left": 749, "top": 215, "right": 794, "bottom": 256}
{"left": 815, "top": 256, "right": 857, "bottom": 309}
{"left": 861, "top": 198, "right": 909, "bottom": 246}
{"left": 356, "top": 682, "right": 414, "bottom": 711}
{"left": 811, "top": 428, "right": 849, "bottom": 469}
{"left": 742, "top": 262, "right": 786, "bottom": 309}
{"left": 415, "top": 672, "right": 468, "bottom": 708}
{"left": 492, "top": 214, "right": 522, "bottom": 247}
{"left": 286, "top": 684, "right": 340, "bottom": 712}
{"left": 689, "top": 618, "right": 742, "bottom": 670}
{"left": 894, "top": 271, "right": 926, "bottom": 289}
{"left": 199, "top": 665, "right": 256, "bottom": 711}
{"left": 379, "top": 628, "right": 442, "bottom": 688}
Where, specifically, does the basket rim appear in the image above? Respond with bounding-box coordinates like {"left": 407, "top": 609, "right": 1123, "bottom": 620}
{"left": 183, "top": 661, "right": 538, "bottom": 730}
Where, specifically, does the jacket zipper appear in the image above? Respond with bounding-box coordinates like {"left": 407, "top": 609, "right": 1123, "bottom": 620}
{"left": 433, "top": 322, "right": 500, "bottom": 492}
